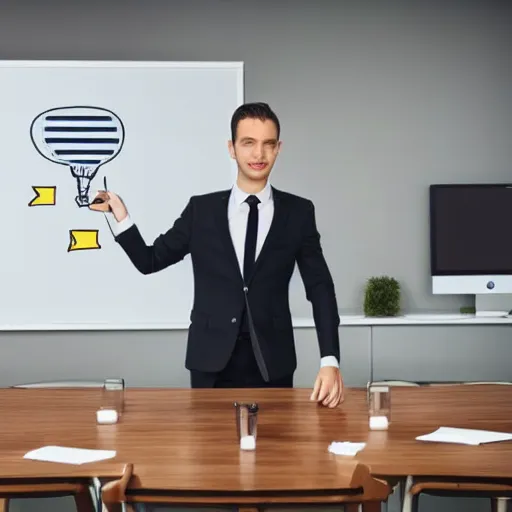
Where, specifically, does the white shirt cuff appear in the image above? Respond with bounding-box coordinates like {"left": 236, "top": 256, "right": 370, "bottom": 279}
{"left": 106, "top": 213, "right": 134, "bottom": 237}
{"left": 320, "top": 356, "right": 339, "bottom": 368}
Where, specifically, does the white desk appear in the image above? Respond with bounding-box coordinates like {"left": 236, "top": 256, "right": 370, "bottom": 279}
{"left": 2, "top": 313, "right": 512, "bottom": 330}
{"left": 333, "top": 313, "right": 512, "bottom": 327}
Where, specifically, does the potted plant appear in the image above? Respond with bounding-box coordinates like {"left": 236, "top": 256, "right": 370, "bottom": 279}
{"left": 363, "top": 275, "right": 401, "bottom": 317}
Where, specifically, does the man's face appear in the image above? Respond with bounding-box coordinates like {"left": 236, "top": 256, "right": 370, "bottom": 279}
{"left": 228, "top": 117, "right": 281, "bottom": 184}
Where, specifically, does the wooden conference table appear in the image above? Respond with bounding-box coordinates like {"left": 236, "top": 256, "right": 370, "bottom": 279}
{"left": 0, "top": 385, "right": 511, "bottom": 510}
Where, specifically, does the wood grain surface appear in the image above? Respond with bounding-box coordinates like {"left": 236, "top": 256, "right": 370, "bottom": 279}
{"left": 0, "top": 384, "right": 510, "bottom": 492}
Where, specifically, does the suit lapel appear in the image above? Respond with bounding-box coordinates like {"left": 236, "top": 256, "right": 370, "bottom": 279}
{"left": 215, "top": 190, "right": 244, "bottom": 282}
{"left": 248, "top": 187, "right": 289, "bottom": 285}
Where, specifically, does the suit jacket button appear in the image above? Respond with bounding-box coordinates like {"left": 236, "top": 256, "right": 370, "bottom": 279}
{"left": 231, "top": 317, "right": 237, "bottom": 323}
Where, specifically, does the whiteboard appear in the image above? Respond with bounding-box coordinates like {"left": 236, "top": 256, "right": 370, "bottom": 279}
{"left": 0, "top": 60, "right": 243, "bottom": 330}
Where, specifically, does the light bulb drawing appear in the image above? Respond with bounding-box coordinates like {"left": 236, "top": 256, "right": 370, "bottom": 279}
{"left": 30, "top": 106, "right": 125, "bottom": 207}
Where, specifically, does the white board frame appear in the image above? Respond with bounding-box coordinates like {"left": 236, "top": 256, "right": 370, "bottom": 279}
{"left": 0, "top": 59, "right": 244, "bottom": 331}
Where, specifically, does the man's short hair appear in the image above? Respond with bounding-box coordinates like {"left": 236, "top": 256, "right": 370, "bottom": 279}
{"left": 230, "top": 102, "right": 280, "bottom": 142}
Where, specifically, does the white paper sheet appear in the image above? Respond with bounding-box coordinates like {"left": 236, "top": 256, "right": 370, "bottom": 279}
{"left": 416, "top": 427, "right": 512, "bottom": 445}
{"left": 328, "top": 441, "right": 366, "bottom": 456}
{"left": 24, "top": 446, "right": 116, "bottom": 465}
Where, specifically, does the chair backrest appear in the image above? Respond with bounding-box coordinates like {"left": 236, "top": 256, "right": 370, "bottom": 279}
{"left": 11, "top": 380, "right": 105, "bottom": 388}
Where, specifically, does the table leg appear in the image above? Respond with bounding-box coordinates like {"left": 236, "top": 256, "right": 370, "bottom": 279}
{"left": 74, "top": 488, "right": 95, "bottom": 512}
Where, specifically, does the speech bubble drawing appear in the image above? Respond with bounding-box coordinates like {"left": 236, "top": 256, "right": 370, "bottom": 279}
{"left": 30, "top": 106, "right": 125, "bottom": 207}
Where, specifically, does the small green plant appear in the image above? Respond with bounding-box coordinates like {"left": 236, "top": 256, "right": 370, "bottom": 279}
{"left": 363, "top": 276, "right": 401, "bottom": 317}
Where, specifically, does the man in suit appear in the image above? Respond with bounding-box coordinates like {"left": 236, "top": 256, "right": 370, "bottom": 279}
{"left": 94, "top": 102, "right": 343, "bottom": 407}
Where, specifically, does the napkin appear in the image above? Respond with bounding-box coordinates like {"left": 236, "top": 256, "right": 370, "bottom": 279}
{"left": 24, "top": 446, "right": 116, "bottom": 465}
{"left": 328, "top": 441, "right": 366, "bottom": 456}
{"left": 416, "top": 427, "right": 512, "bottom": 446}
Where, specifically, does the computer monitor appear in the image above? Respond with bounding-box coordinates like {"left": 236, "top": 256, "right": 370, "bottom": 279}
{"left": 429, "top": 183, "right": 512, "bottom": 316}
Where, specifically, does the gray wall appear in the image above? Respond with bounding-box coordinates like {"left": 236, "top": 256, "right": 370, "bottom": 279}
{"left": 1, "top": 1, "right": 511, "bottom": 511}
{"left": 2, "top": 0, "right": 512, "bottom": 316}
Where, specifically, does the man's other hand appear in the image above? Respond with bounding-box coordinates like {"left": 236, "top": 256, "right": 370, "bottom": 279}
{"left": 310, "top": 367, "right": 344, "bottom": 408}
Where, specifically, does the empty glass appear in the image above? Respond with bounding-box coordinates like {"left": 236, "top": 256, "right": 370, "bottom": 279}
{"left": 97, "top": 378, "right": 125, "bottom": 424}
{"left": 234, "top": 402, "right": 259, "bottom": 450}
{"left": 367, "top": 383, "right": 391, "bottom": 430}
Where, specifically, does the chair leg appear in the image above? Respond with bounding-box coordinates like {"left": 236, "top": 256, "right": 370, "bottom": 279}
{"left": 401, "top": 475, "right": 414, "bottom": 512}
{"left": 362, "top": 503, "right": 381, "bottom": 512}
{"left": 493, "top": 497, "right": 510, "bottom": 512}
{"left": 346, "top": 502, "right": 385, "bottom": 512}
{"left": 0, "top": 498, "right": 8, "bottom": 512}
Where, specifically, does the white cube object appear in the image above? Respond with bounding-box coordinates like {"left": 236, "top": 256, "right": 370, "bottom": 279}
{"left": 369, "top": 415, "right": 389, "bottom": 431}
{"left": 96, "top": 409, "right": 118, "bottom": 424}
{"left": 240, "top": 435, "right": 256, "bottom": 450}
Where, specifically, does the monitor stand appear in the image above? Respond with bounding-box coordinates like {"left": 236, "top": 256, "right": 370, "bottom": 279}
{"left": 475, "top": 294, "right": 512, "bottom": 317}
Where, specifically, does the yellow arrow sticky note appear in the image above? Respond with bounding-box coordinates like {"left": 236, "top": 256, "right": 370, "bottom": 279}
{"left": 28, "top": 186, "right": 56, "bottom": 206}
{"left": 68, "top": 230, "right": 101, "bottom": 252}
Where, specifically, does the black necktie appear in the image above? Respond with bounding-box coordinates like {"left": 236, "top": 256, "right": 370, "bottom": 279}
{"left": 241, "top": 194, "right": 270, "bottom": 382}
{"left": 243, "top": 195, "right": 260, "bottom": 282}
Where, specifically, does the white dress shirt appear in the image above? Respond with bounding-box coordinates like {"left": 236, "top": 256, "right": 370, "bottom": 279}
{"left": 109, "top": 182, "right": 339, "bottom": 369}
